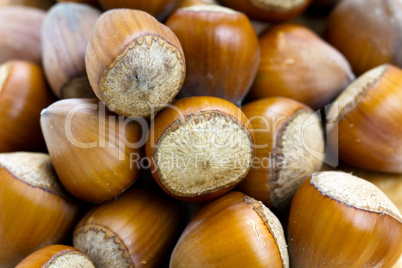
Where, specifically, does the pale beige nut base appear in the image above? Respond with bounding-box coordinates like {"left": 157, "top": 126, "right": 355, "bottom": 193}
{"left": 74, "top": 225, "right": 132, "bottom": 268}
{"left": 99, "top": 35, "right": 185, "bottom": 118}
{"left": 251, "top": 0, "right": 306, "bottom": 11}
{"left": 0, "top": 152, "right": 63, "bottom": 195}
{"left": 46, "top": 251, "right": 95, "bottom": 268}
{"left": 327, "top": 65, "right": 386, "bottom": 132}
{"left": 154, "top": 111, "right": 254, "bottom": 197}
{"left": 311, "top": 171, "right": 402, "bottom": 223}
{"left": 271, "top": 109, "right": 324, "bottom": 208}
{"left": 245, "top": 196, "right": 289, "bottom": 268}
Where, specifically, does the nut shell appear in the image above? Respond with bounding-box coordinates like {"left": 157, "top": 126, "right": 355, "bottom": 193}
{"left": 166, "top": 5, "right": 259, "bottom": 104}
{"left": 0, "top": 60, "right": 53, "bottom": 152}
{"left": 73, "top": 187, "right": 181, "bottom": 268}
{"left": 0, "top": 153, "right": 78, "bottom": 267}
{"left": 238, "top": 97, "right": 324, "bottom": 209}
{"left": 98, "top": 0, "right": 183, "bottom": 21}
{"left": 288, "top": 171, "right": 402, "bottom": 267}
{"left": 220, "top": 0, "right": 312, "bottom": 22}
{"left": 86, "top": 9, "right": 185, "bottom": 118}
{"left": 170, "top": 191, "right": 289, "bottom": 267}
{"left": 42, "top": 2, "right": 101, "bottom": 98}
{"left": 0, "top": 6, "right": 45, "bottom": 65}
{"left": 249, "top": 24, "right": 354, "bottom": 109}
{"left": 40, "top": 98, "right": 144, "bottom": 202}
{"left": 327, "top": 64, "right": 402, "bottom": 173}
{"left": 146, "top": 96, "right": 255, "bottom": 202}
{"left": 16, "top": 245, "right": 95, "bottom": 268}
{"left": 326, "top": 0, "right": 402, "bottom": 75}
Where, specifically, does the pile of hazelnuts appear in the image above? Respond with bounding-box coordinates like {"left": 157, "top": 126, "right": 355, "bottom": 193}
{"left": 1, "top": 0, "right": 402, "bottom": 267}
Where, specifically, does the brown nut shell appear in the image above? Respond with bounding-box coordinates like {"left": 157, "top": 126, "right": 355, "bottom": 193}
{"left": 238, "top": 97, "right": 324, "bottom": 210}
{"left": 0, "top": 6, "right": 45, "bottom": 65}
{"left": 86, "top": 9, "right": 185, "bottom": 118}
{"left": 249, "top": 24, "right": 354, "bottom": 109}
{"left": 42, "top": 2, "right": 101, "bottom": 99}
{"left": 73, "top": 187, "right": 181, "bottom": 268}
{"left": 146, "top": 96, "right": 255, "bottom": 202}
{"left": 325, "top": 0, "right": 402, "bottom": 75}
{"left": 40, "top": 98, "right": 144, "bottom": 203}
{"left": 0, "top": 153, "right": 78, "bottom": 267}
{"left": 166, "top": 5, "right": 259, "bottom": 104}
{"left": 98, "top": 0, "right": 183, "bottom": 21}
{"left": 0, "top": 60, "right": 53, "bottom": 153}
{"left": 288, "top": 171, "right": 402, "bottom": 267}
{"left": 16, "top": 245, "right": 95, "bottom": 268}
{"left": 327, "top": 64, "right": 402, "bottom": 173}
{"left": 220, "top": 0, "right": 312, "bottom": 22}
{"left": 170, "top": 191, "right": 289, "bottom": 267}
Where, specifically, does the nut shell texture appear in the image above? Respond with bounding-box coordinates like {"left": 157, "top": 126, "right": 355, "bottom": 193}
{"left": 239, "top": 97, "right": 324, "bottom": 209}
{"left": 42, "top": 2, "right": 101, "bottom": 98}
{"left": 220, "top": 0, "right": 312, "bottom": 22}
{"left": 165, "top": 5, "right": 259, "bottom": 104}
{"left": 73, "top": 188, "right": 181, "bottom": 268}
{"left": 98, "top": 0, "right": 183, "bottom": 21}
{"left": 146, "top": 96, "right": 254, "bottom": 201}
{"left": 40, "top": 98, "right": 143, "bottom": 202}
{"left": 16, "top": 245, "right": 95, "bottom": 268}
{"left": 0, "top": 152, "right": 78, "bottom": 267}
{"left": 0, "top": 61, "right": 53, "bottom": 152}
{"left": 86, "top": 9, "right": 185, "bottom": 118}
{"left": 327, "top": 64, "right": 402, "bottom": 173}
{"left": 170, "top": 191, "right": 289, "bottom": 267}
{"left": 288, "top": 171, "right": 402, "bottom": 267}
{"left": 326, "top": 0, "right": 402, "bottom": 75}
{"left": 0, "top": 6, "right": 45, "bottom": 65}
{"left": 249, "top": 24, "right": 354, "bottom": 109}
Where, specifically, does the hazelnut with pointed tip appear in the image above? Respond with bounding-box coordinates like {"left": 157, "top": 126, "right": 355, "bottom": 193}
{"left": 42, "top": 2, "right": 101, "bottom": 99}
{"left": 40, "top": 98, "right": 143, "bottom": 203}
{"left": 249, "top": 24, "right": 354, "bottom": 109}
{"left": 327, "top": 64, "right": 402, "bottom": 173}
{"left": 170, "top": 191, "right": 289, "bottom": 267}
{"left": 0, "top": 152, "right": 79, "bottom": 267}
{"left": 288, "top": 171, "right": 402, "bottom": 267}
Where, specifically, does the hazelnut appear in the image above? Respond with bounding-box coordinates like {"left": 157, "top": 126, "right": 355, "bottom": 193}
{"left": 166, "top": 5, "right": 260, "bottom": 104}
{"left": 248, "top": 23, "right": 354, "bottom": 109}
{"left": 86, "top": 9, "right": 185, "bottom": 118}
{"left": 146, "top": 96, "right": 255, "bottom": 202}
{"left": 41, "top": 2, "right": 101, "bottom": 98}
{"left": 288, "top": 171, "right": 402, "bottom": 267}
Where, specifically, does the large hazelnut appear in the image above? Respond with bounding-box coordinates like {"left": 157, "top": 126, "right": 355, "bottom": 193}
{"left": 166, "top": 5, "right": 259, "bottom": 104}
{"left": 42, "top": 2, "right": 101, "bottom": 98}
{"left": 86, "top": 9, "right": 185, "bottom": 118}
